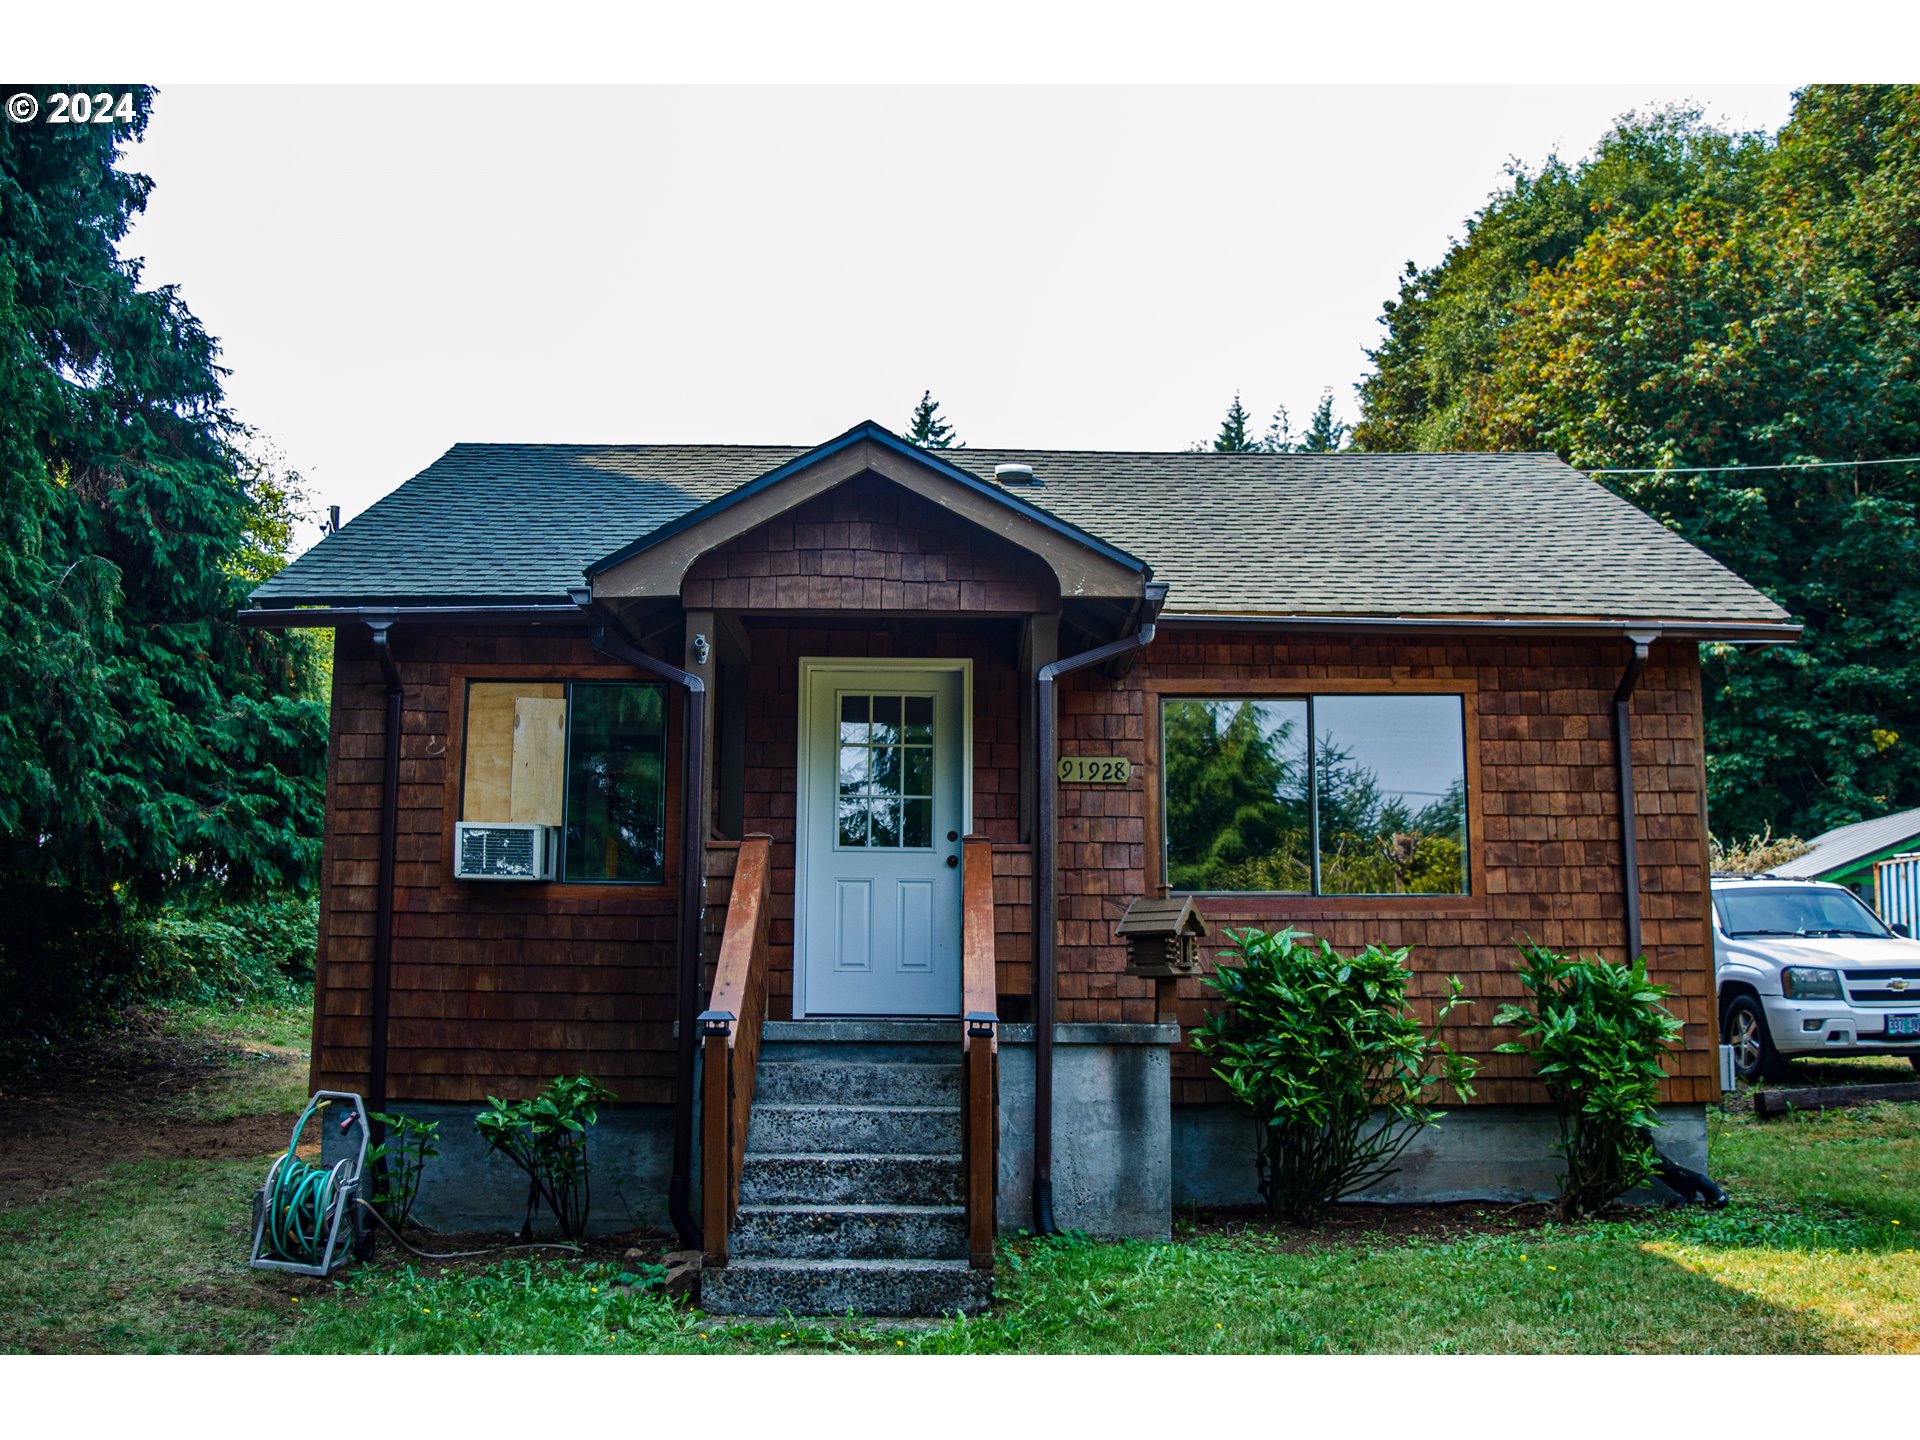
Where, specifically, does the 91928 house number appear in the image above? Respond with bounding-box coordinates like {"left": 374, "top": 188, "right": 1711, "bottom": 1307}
{"left": 1058, "top": 755, "right": 1134, "bottom": 784}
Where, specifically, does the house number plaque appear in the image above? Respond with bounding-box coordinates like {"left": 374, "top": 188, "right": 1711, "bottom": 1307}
{"left": 1058, "top": 755, "right": 1134, "bottom": 784}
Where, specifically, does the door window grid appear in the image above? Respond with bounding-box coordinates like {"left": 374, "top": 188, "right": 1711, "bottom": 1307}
{"left": 837, "top": 692, "right": 935, "bottom": 849}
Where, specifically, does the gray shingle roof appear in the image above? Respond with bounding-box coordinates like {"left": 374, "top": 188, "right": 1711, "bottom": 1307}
{"left": 1770, "top": 806, "right": 1920, "bottom": 879}
{"left": 250, "top": 439, "right": 1789, "bottom": 623}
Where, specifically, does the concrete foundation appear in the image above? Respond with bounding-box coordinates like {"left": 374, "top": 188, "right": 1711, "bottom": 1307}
{"left": 1174, "top": 1102, "right": 1712, "bottom": 1207}
{"left": 996, "top": 1022, "right": 1179, "bottom": 1240}
{"left": 380, "top": 1100, "right": 677, "bottom": 1237}
{"left": 760, "top": 1019, "right": 1181, "bottom": 1241}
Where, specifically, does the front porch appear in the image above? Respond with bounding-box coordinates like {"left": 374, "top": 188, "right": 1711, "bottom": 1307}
{"left": 580, "top": 430, "right": 1169, "bottom": 1313}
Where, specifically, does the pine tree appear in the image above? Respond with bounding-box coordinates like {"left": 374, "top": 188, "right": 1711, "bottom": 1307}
{"left": 1298, "top": 390, "right": 1350, "bottom": 452}
{"left": 1212, "top": 393, "right": 1260, "bottom": 452}
{"left": 904, "top": 390, "right": 961, "bottom": 449}
{"left": 0, "top": 88, "right": 327, "bottom": 1033}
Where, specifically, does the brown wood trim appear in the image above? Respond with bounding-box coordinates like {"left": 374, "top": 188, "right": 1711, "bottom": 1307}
{"left": 1140, "top": 676, "right": 1489, "bottom": 913}
{"left": 960, "top": 834, "right": 998, "bottom": 1270}
{"left": 701, "top": 833, "right": 773, "bottom": 1266}
{"left": 440, "top": 663, "right": 682, "bottom": 902}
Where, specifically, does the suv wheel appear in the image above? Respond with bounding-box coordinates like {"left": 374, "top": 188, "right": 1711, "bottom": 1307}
{"left": 1723, "top": 993, "right": 1787, "bottom": 1082}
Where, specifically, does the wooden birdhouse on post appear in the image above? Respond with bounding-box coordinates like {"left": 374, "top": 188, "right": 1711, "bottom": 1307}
{"left": 1116, "top": 894, "right": 1209, "bottom": 978}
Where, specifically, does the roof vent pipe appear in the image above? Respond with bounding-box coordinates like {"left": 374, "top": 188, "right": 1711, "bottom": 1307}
{"left": 994, "top": 462, "right": 1040, "bottom": 487}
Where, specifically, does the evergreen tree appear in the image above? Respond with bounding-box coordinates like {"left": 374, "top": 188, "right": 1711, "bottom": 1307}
{"left": 1297, "top": 390, "right": 1350, "bottom": 452}
{"left": 1211, "top": 393, "right": 1260, "bottom": 452}
{"left": 904, "top": 390, "right": 961, "bottom": 449}
{"left": 0, "top": 87, "right": 327, "bottom": 1034}
{"left": 1351, "top": 85, "right": 1920, "bottom": 838}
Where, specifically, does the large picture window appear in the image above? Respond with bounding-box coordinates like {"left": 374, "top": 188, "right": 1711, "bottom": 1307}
{"left": 461, "top": 679, "right": 667, "bottom": 885}
{"left": 1162, "top": 693, "right": 1469, "bottom": 896}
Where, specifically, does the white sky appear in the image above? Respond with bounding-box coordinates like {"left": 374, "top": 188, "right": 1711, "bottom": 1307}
{"left": 121, "top": 85, "right": 1797, "bottom": 545}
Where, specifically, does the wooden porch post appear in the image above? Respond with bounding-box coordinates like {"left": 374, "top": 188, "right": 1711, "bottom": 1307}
{"left": 1018, "top": 612, "right": 1059, "bottom": 845}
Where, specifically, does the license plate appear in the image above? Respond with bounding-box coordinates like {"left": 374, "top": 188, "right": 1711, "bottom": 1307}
{"left": 1888, "top": 1014, "right": 1920, "bottom": 1039}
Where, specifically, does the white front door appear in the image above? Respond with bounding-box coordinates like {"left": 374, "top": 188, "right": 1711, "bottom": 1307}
{"left": 797, "top": 661, "right": 969, "bottom": 1017}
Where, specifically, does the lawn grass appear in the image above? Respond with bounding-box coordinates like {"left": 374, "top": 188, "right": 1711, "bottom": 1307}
{"left": 273, "top": 1102, "right": 1920, "bottom": 1355}
{"left": 3, "top": 997, "right": 1915, "bottom": 1354}
{"left": 144, "top": 989, "right": 315, "bottom": 1122}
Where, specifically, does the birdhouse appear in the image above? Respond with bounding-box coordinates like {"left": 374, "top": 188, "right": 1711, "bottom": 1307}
{"left": 1116, "top": 895, "right": 1209, "bottom": 977}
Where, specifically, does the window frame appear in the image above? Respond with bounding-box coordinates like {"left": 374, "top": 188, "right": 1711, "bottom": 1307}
{"left": 443, "top": 663, "right": 679, "bottom": 897}
{"left": 1144, "top": 676, "right": 1483, "bottom": 908}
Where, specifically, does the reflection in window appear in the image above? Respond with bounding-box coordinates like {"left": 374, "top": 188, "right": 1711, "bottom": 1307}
{"left": 1162, "top": 695, "right": 1468, "bottom": 896}
{"left": 1163, "top": 699, "right": 1309, "bottom": 892}
{"left": 563, "top": 683, "right": 668, "bottom": 883}
{"left": 1314, "top": 695, "right": 1467, "bottom": 896}
{"left": 837, "top": 693, "right": 935, "bottom": 849}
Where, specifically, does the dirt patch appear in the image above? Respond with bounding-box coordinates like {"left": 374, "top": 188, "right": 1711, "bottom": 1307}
{"left": 1175, "top": 1200, "right": 1570, "bottom": 1251}
{"left": 0, "top": 1013, "right": 302, "bottom": 1210}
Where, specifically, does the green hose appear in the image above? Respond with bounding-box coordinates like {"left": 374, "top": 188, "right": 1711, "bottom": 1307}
{"left": 261, "top": 1098, "right": 347, "bottom": 1265}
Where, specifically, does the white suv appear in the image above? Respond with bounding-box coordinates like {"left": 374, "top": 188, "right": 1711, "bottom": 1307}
{"left": 1713, "top": 875, "right": 1920, "bottom": 1082}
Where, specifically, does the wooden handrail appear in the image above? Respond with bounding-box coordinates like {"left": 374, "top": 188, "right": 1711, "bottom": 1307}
{"left": 699, "top": 832, "right": 773, "bottom": 1267}
{"left": 960, "top": 835, "right": 999, "bottom": 1269}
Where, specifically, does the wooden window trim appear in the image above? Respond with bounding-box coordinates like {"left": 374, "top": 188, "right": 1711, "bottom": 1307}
{"left": 1141, "top": 675, "right": 1487, "bottom": 915}
{"left": 441, "top": 661, "right": 682, "bottom": 901}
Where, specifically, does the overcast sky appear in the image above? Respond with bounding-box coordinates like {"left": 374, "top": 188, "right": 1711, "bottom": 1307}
{"left": 122, "top": 85, "right": 1797, "bottom": 545}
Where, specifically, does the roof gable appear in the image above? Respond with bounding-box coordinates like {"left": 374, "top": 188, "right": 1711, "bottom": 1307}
{"left": 585, "top": 420, "right": 1149, "bottom": 605}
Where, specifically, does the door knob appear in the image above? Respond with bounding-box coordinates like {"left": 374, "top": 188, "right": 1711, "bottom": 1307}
{"left": 946, "top": 854, "right": 959, "bottom": 868}
{"left": 947, "top": 830, "right": 959, "bottom": 842}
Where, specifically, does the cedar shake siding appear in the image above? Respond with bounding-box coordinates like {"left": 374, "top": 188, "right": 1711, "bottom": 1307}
{"left": 309, "top": 621, "right": 1719, "bottom": 1109}
{"left": 680, "top": 475, "right": 1060, "bottom": 616}
{"left": 1053, "top": 631, "right": 1718, "bottom": 1107}
{"left": 311, "top": 625, "right": 685, "bottom": 1104}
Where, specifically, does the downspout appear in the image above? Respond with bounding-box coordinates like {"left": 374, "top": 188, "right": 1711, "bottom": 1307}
{"left": 1031, "top": 583, "right": 1167, "bottom": 1234}
{"left": 1610, "top": 628, "right": 1728, "bottom": 1208}
{"left": 586, "top": 617, "right": 708, "bottom": 1252}
{"left": 367, "top": 620, "right": 402, "bottom": 1137}
{"left": 1613, "top": 630, "right": 1659, "bottom": 961}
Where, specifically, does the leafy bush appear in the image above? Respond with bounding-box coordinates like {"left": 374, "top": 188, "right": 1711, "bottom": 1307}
{"left": 475, "top": 1076, "right": 616, "bottom": 1240}
{"left": 0, "top": 884, "right": 317, "bottom": 1071}
{"left": 369, "top": 1112, "right": 441, "bottom": 1231}
{"left": 1193, "top": 928, "right": 1477, "bottom": 1224}
{"left": 132, "top": 890, "right": 318, "bottom": 1006}
{"left": 1493, "top": 942, "right": 1685, "bottom": 1219}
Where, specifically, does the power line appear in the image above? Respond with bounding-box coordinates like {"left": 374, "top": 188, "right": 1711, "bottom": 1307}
{"left": 1585, "top": 454, "right": 1920, "bottom": 476}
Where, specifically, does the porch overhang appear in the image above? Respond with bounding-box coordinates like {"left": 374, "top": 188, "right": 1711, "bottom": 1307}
{"left": 582, "top": 421, "right": 1151, "bottom": 618}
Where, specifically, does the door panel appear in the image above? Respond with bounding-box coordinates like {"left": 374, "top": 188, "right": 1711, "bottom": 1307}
{"left": 800, "top": 665, "right": 966, "bottom": 1016}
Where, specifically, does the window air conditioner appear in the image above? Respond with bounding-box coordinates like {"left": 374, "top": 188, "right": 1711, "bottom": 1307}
{"left": 453, "top": 822, "right": 558, "bottom": 881}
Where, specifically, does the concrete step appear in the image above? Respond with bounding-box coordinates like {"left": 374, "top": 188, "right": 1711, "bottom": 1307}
{"left": 748, "top": 1102, "right": 960, "bottom": 1156}
{"left": 739, "top": 1151, "right": 964, "bottom": 1207}
{"left": 700, "top": 1257, "right": 992, "bottom": 1318}
{"left": 753, "top": 1060, "right": 960, "bottom": 1107}
{"left": 731, "top": 1203, "right": 968, "bottom": 1260}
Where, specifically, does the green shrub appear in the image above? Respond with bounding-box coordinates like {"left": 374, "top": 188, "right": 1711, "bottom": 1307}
{"left": 1493, "top": 942, "right": 1685, "bottom": 1219}
{"left": 1193, "top": 928, "right": 1477, "bottom": 1224}
{"left": 132, "top": 890, "right": 318, "bottom": 1006}
{"left": 475, "top": 1076, "right": 616, "bottom": 1240}
{"left": 369, "top": 1112, "right": 441, "bottom": 1231}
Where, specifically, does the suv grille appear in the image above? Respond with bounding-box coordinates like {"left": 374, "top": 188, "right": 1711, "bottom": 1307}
{"left": 1842, "top": 967, "right": 1920, "bottom": 1005}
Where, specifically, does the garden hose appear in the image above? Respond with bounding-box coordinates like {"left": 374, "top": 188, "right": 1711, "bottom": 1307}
{"left": 260, "top": 1097, "right": 352, "bottom": 1266}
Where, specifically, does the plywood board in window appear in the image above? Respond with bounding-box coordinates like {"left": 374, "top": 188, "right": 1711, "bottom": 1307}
{"left": 510, "top": 695, "right": 568, "bottom": 826}
{"left": 463, "top": 682, "right": 562, "bottom": 823}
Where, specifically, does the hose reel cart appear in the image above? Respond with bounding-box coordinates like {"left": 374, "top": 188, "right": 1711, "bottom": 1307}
{"left": 249, "top": 1090, "right": 374, "bottom": 1277}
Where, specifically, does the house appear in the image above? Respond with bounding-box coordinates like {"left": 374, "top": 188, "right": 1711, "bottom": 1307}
{"left": 1768, "top": 805, "right": 1920, "bottom": 909}
{"left": 243, "top": 419, "right": 1796, "bottom": 1314}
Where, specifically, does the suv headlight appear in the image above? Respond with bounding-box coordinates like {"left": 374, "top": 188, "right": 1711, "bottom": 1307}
{"left": 1782, "top": 966, "right": 1843, "bottom": 1000}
